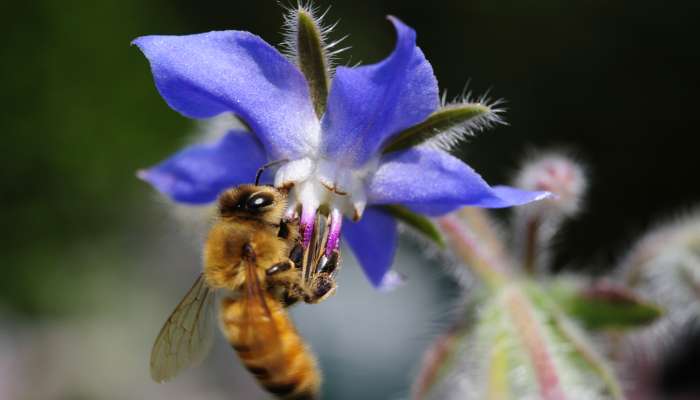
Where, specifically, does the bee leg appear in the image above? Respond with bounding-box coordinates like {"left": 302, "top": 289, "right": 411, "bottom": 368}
{"left": 277, "top": 220, "right": 290, "bottom": 239}
{"left": 266, "top": 260, "right": 305, "bottom": 307}
{"left": 302, "top": 249, "right": 341, "bottom": 304}
{"left": 289, "top": 243, "right": 303, "bottom": 268}
{"left": 281, "top": 292, "right": 300, "bottom": 307}
{"left": 242, "top": 242, "right": 257, "bottom": 262}
{"left": 304, "top": 275, "right": 336, "bottom": 304}
{"left": 281, "top": 284, "right": 308, "bottom": 307}
{"left": 265, "top": 259, "right": 294, "bottom": 276}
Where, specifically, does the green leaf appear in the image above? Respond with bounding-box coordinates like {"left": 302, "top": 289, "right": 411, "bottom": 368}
{"left": 296, "top": 9, "right": 330, "bottom": 118}
{"left": 382, "top": 103, "right": 492, "bottom": 154}
{"left": 551, "top": 281, "right": 664, "bottom": 330}
{"left": 382, "top": 205, "right": 444, "bottom": 247}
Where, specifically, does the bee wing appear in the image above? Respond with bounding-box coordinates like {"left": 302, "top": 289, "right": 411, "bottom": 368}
{"left": 150, "top": 274, "right": 216, "bottom": 383}
{"left": 239, "top": 259, "right": 288, "bottom": 373}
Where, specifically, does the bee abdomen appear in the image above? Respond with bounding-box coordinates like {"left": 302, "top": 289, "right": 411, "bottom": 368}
{"left": 222, "top": 298, "right": 321, "bottom": 400}
{"left": 239, "top": 331, "right": 320, "bottom": 399}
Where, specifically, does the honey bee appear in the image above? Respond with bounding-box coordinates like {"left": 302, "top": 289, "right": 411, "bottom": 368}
{"left": 150, "top": 178, "right": 341, "bottom": 399}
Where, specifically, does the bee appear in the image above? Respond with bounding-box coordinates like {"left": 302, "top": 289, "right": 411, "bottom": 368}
{"left": 150, "top": 171, "right": 341, "bottom": 400}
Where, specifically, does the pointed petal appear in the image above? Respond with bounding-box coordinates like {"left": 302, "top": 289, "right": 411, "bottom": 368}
{"left": 490, "top": 186, "right": 555, "bottom": 207}
{"left": 138, "top": 130, "right": 267, "bottom": 204}
{"left": 367, "top": 147, "right": 551, "bottom": 215}
{"left": 342, "top": 208, "right": 398, "bottom": 287}
{"left": 321, "top": 17, "right": 439, "bottom": 166}
{"left": 377, "top": 270, "right": 406, "bottom": 292}
{"left": 133, "top": 31, "right": 319, "bottom": 160}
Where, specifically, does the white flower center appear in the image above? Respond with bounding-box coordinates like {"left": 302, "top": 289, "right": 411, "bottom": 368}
{"left": 273, "top": 154, "right": 379, "bottom": 250}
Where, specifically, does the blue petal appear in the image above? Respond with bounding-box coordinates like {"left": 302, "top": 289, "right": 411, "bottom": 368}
{"left": 367, "top": 147, "right": 551, "bottom": 215}
{"left": 342, "top": 208, "right": 398, "bottom": 287}
{"left": 133, "top": 31, "right": 318, "bottom": 160}
{"left": 138, "top": 130, "right": 267, "bottom": 204}
{"left": 490, "top": 185, "right": 554, "bottom": 206}
{"left": 321, "top": 17, "right": 439, "bottom": 166}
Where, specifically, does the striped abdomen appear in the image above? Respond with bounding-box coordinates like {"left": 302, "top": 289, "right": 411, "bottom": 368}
{"left": 220, "top": 295, "right": 321, "bottom": 400}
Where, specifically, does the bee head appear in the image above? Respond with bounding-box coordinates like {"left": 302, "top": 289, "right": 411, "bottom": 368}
{"left": 217, "top": 184, "right": 287, "bottom": 224}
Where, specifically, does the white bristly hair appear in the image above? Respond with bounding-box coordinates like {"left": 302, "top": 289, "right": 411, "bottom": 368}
{"left": 424, "top": 90, "right": 506, "bottom": 152}
{"left": 279, "top": 1, "right": 350, "bottom": 75}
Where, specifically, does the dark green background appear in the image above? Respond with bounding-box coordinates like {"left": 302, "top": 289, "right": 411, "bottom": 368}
{"left": 2, "top": 0, "right": 699, "bottom": 398}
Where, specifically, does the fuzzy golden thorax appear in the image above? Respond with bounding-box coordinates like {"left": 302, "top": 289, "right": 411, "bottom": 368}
{"left": 202, "top": 185, "right": 297, "bottom": 291}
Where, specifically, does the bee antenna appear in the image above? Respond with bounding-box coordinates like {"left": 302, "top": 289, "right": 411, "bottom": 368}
{"left": 255, "top": 159, "right": 288, "bottom": 185}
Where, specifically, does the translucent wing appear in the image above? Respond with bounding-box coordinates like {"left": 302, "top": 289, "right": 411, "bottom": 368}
{"left": 150, "top": 274, "right": 216, "bottom": 382}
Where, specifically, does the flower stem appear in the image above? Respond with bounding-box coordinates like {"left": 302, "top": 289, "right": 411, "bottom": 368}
{"left": 504, "top": 288, "right": 567, "bottom": 400}
{"left": 437, "top": 213, "right": 509, "bottom": 289}
{"left": 523, "top": 217, "right": 541, "bottom": 275}
{"left": 487, "top": 334, "right": 510, "bottom": 400}
{"left": 412, "top": 326, "right": 462, "bottom": 400}
{"left": 550, "top": 313, "right": 625, "bottom": 400}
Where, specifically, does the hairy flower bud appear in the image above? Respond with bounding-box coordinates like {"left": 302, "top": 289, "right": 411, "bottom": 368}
{"left": 512, "top": 153, "right": 587, "bottom": 274}
{"left": 614, "top": 211, "right": 700, "bottom": 399}
{"left": 515, "top": 153, "right": 586, "bottom": 217}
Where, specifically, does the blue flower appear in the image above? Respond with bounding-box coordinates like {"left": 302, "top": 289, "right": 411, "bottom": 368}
{"left": 134, "top": 9, "right": 549, "bottom": 288}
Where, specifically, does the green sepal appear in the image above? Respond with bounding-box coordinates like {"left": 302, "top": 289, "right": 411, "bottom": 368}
{"left": 382, "top": 103, "right": 492, "bottom": 154}
{"left": 550, "top": 281, "right": 664, "bottom": 330}
{"left": 382, "top": 205, "right": 444, "bottom": 247}
{"left": 296, "top": 9, "right": 330, "bottom": 118}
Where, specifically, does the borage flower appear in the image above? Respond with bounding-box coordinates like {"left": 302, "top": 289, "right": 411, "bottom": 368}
{"left": 134, "top": 5, "right": 549, "bottom": 287}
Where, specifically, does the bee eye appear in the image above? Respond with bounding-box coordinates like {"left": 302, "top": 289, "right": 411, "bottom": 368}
{"left": 246, "top": 193, "right": 274, "bottom": 210}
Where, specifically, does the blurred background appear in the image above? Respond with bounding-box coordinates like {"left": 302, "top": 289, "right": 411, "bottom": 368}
{"left": 2, "top": 0, "right": 700, "bottom": 399}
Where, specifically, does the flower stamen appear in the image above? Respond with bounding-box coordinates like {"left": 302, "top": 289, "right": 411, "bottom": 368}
{"left": 326, "top": 208, "right": 343, "bottom": 256}
{"left": 300, "top": 204, "right": 318, "bottom": 248}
